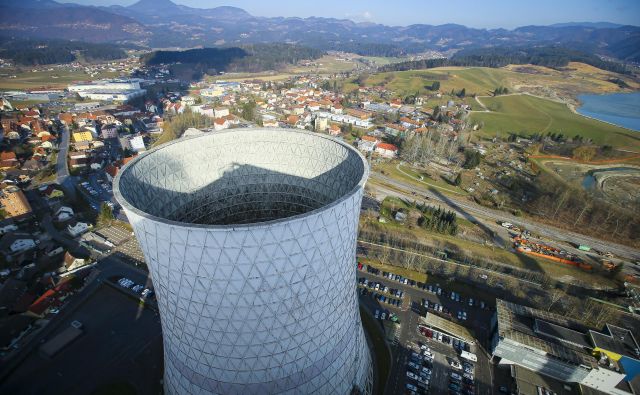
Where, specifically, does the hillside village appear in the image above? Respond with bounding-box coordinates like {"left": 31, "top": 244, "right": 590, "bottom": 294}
{"left": 1, "top": 50, "right": 639, "bottom": 395}
{"left": 0, "top": 58, "right": 481, "bottom": 352}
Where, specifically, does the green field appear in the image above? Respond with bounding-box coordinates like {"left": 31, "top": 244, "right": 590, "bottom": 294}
{"left": 363, "top": 67, "right": 513, "bottom": 97}
{"left": 0, "top": 68, "right": 121, "bottom": 91}
{"left": 471, "top": 94, "right": 640, "bottom": 150}
{"left": 375, "top": 162, "right": 468, "bottom": 196}
{"left": 354, "top": 64, "right": 639, "bottom": 103}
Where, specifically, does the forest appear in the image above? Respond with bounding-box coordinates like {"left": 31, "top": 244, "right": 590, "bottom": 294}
{"left": 379, "top": 46, "right": 630, "bottom": 75}
{"left": 142, "top": 44, "right": 325, "bottom": 74}
{"left": 0, "top": 38, "right": 126, "bottom": 66}
{"left": 416, "top": 204, "right": 458, "bottom": 235}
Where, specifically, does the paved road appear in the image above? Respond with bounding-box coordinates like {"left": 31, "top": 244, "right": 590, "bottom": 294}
{"left": 370, "top": 172, "right": 640, "bottom": 262}
{"left": 55, "top": 125, "right": 76, "bottom": 200}
{"left": 55, "top": 126, "right": 70, "bottom": 184}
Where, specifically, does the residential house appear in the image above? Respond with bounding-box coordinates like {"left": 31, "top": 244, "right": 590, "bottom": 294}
{"left": 67, "top": 222, "right": 90, "bottom": 237}
{"left": 357, "top": 135, "right": 379, "bottom": 153}
{"left": 213, "top": 107, "right": 229, "bottom": 118}
{"left": 63, "top": 252, "right": 87, "bottom": 271}
{"left": 55, "top": 206, "right": 74, "bottom": 222}
{"left": 68, "top": 152, "right": 88, "bottom": 169}
{"left": 385, "top": 124, "right": 406, "bottom": 137}
{"left": 101, "top": 125, "right": 118, "bottom": 139}
{"left": 120, "top": 135, "right": 146, "bottom": 153}
{"left": 314, "top": 117, "right": 328, "bottom": 132}
{"left": 375, "top": 143, "right": 399, "bottom": 159}
{"left": 0, "top": 223, "right": 18, "bottom": 235}
{"left": 328, "top": 124, "right": 341, "bottom": 136}
{"left": 0, "top": 152, "right": 18, "bottom": 169}
{"left": 0, "top": 233, "right": 37, "bottom": 256}
{"left": 213, "top": 118, "right": 230, "bottom": 131}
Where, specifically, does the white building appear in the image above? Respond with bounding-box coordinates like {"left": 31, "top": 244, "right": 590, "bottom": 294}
{"left": 357, "top": 136, "right": 379, "bottom": 153}
{"left": 68, "top": 80, "right": 146, "bottom": 103}
{"left": 213, "top": 107, "right": 229, "bottom": 118}
{"left": 10, "top": 238, "right": 36, "bottom": 254}
{"left": 120, "top": 135, "right": 146, "bottom": 153}
{"left": 68, "top": 80, "right": 142, "bottom": 92}
{"left": 213, "top": 118, "right": 230, "bottom": 131}
{"left": 101, "top": 125, "right": 119, "bottom": 139}
{"left": 375, "top": 143, "right": 399, "bottom": 159}
{"left": 67, "top": 222, "right": 90, "bottom": 237}
{"left": 55, "top": 206, "right": 74, "bottom": 222}
{"left": 0, "top": 224, "right": 18, "bottom": 235}
{"left": 314, "top": 111, "right": 373, "bottom": 129}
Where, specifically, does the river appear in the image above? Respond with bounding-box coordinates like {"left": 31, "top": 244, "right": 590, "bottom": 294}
{"left": 576, "top": 92, "right": 640, "bottom": 131}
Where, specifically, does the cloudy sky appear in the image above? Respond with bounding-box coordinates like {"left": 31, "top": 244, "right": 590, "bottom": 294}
{"left": 62, "top": 0, "right": 640, "bottom": 29}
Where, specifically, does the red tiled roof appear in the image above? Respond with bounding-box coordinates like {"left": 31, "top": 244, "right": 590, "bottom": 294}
{"left": 0, "top": 151, "right": 17, "bottom": 160}
{"left": 377, "top": 143, "right": 398, "bottom": 151}
{"left": 122, "top": 156, "right": 136, "bottom": 165}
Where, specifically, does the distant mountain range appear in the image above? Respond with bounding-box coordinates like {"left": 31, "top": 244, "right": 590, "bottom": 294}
{"left": 0, "top": 0, "right": 638, "bottom": 62}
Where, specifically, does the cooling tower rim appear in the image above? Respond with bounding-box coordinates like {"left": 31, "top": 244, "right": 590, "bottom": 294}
{"left": 113, "top": 127, "right": 369, "bottom": 230}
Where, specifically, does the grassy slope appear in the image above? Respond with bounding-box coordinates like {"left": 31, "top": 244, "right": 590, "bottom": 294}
{"left": 0, "top": 69, "right": 120, "bottom": 90}
{"left": 364, "top": 67, "right": 513, "bottom": 96}
{"left": 471, "top": 94, "right": 640, "bottom": 149}
{"left": 365, "top": 197, "right": 616, "bottom": 286}
{"left": 361, "top": 63, "right": 640, "bottom": 98}
{"left": 375, "top": 162, "right": 467, "bottom": 196}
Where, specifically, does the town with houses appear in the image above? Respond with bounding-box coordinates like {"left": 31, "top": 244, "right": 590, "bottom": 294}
{"left": 0, "top": 58, "right": 471, "bottom": 360}
{"left": 1, "top": 50, "right": 639, "bottom": 395}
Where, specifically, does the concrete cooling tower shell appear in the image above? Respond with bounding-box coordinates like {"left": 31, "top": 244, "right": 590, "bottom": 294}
{"left": 114, "top": 128, "right": 372, "bottom": 395}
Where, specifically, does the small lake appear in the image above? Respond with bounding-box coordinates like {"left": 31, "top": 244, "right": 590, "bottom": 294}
{"left": 576, "top": 92, "right": 640, "bottom": 131}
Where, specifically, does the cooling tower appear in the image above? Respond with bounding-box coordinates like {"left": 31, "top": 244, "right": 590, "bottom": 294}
{"left": 114, "top": 128, "right": 372, "bottom": 394}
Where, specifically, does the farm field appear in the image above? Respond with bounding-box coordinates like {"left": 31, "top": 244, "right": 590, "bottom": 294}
{"left": 211, "top": 54, "right": 370, "bottom": 82}
{"left": 0, "top": 68, "right": 120, "bottom": 91}
{"left": 471, "top": 94, "right": 640, "bottom": 150}
{"left": 355, "top": 63, "right": 639, "bottom": 101}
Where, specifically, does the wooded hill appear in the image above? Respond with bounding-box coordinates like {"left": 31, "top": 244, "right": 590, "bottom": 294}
{"left": 142, "top": 44, "right": 325, "bottom": 74}
{"left": 0, "top": 38, "right": 127, "bottom": 66}
{"left": 379, "top": 46, "right": 631, "bottom": 75}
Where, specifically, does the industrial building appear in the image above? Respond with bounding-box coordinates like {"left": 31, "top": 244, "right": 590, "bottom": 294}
{"left": 114, "top": 129, "right": 372, "bottom": 394}
{"left": 491, "top": 299, "right": 640, "bottom": 395}
{"left": 67, "top": 79, "right": 146, "bottom": 103}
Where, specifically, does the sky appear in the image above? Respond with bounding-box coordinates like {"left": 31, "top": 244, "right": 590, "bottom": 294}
{"left": 62, "top": 0, "right": 640, "bottom": 29}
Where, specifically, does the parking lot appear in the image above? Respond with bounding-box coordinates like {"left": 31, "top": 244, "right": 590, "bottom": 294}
{"left": 0, "top": 284, "right": 163, "bottom": 395}
{"left": 358, "top": 263, "right": 495, "bottom": 395}
{"left": 114, "top": 239, "right": 146, "bottom": 267}
{"left": 95, "top": 225, "right": 133, "bottom": 246}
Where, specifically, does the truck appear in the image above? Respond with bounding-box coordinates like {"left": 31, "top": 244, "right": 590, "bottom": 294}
{"left": 40, "top": 320, "right": 83, "bottom": 358}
